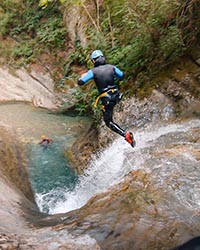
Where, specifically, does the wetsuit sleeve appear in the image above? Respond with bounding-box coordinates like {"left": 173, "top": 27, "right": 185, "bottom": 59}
{"left": 114, "top": 66, "right": 124, "bottom": 79}
{"left": 78, "top": 69, "right": 94, "bottom": 86}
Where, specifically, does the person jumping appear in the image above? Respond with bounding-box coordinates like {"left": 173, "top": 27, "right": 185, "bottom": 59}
{"left": 77, "top": 49, "right": 136, "bottom": 147}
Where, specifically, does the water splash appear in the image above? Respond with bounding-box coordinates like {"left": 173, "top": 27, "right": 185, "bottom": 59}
{"left": 36, "top": 119, "right": 200, "bottom": 214}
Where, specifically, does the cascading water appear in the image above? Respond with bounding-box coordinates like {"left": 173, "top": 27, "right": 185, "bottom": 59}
{"left": 36, "top": 118, "right": 200, "bottom": 215}
{"left": 27, "top": 140, "right": 79, "bottom": 213}
{"left": 1, "top": 102, "right": 199, "bottom": 219}
{"left": 0, "top": 102, "right": 91, "bottom": 213}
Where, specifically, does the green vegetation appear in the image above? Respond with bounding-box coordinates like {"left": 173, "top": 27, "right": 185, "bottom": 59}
{"left": 66, "top": 0, "right": 199, "bottom": 77}
{"left": 60, "top": 0, "right": 199, "bottom": 113}
{"left": 0, "top": 0, "right": 199, "bottom": 115}
{"left": 0, "top": 0, "right": 67, "bottom": 80}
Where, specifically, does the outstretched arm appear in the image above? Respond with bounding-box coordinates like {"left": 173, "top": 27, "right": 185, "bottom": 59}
{"left": 78, "top": 69, "right": 94, "bottom": 86}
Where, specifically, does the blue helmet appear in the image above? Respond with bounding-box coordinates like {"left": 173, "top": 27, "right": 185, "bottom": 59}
{"left": 90, "top": 50, "right": 104, "bottom": 59}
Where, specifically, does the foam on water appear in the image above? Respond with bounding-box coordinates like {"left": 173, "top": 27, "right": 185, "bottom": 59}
{"left": 36, "top": 119, "right": 200, "bottom": 214}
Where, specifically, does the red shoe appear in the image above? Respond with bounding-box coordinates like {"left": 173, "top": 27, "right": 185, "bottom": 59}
{"left": 125, "top": 131, "right": 136, "bottom": 147}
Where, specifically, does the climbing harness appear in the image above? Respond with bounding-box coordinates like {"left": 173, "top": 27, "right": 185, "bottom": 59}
{"left": 94, "top": 88, "right": 119, "bottom": 108}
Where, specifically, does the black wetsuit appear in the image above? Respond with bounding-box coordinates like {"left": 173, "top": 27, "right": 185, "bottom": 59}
{"left": 78, "top": 56, "right": 126, "bottom": 137}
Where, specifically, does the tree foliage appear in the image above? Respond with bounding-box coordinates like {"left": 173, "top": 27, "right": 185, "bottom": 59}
{"left": 0, "top": 0, "right": 67, "bottom": 70}
{"left": 60, "top": 0, "right": 199, "bottom": 112}
{"left": 48, "top": 0, "right": 199, "bottom": 76}
{"left": 0, "top": 0, "right": 199, "bottom": 114}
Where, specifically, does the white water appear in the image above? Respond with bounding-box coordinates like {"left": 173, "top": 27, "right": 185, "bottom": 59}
{"left": 36, "top": 119, "right": 200, "bottom": 214}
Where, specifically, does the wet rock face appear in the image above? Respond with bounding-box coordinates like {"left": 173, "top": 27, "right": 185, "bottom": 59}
{"left": 85, "top": 126, "right": 199, "bottom": 250}
{"left": 0, "top": 234, "right": 38, "bottom": 250}
{"left": 59, "top": 57, "right": 200, "bottom": 249}
{"left": 5, "top": 116, "right": 197, "bottom": 250}
{"left": 0, "top": 67, "right": 61, "bottom": 110}
{"left": 65, "top": 56, "right": 200, "bottom": 180}
{"left": 0, "top": 54, "right": 199, "bottom": 249}
{"left": 65, "top": 123, "right": 99, "bottom": 173}
{"left": 0, "top": 125, "right": 34, "bottom": 201}
{"left": 79, "top": 56, "right": 200, "bottom": 159}
{"left": 0, "top": 125, "right": 101, "bottom": 250}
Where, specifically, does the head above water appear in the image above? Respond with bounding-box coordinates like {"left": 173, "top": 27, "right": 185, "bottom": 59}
{"left": 41, "top": 135, "right": 46, "bottom": 139}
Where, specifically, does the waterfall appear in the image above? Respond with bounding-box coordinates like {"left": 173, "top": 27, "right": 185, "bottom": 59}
{"left": 36, "top": 119, "right": 200, "bottom": 214}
